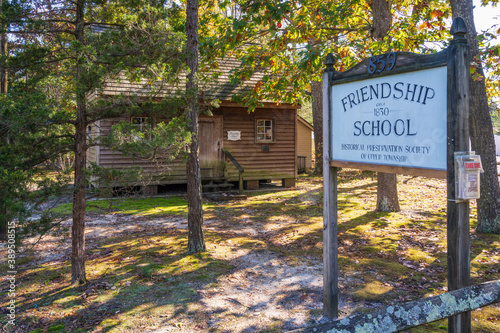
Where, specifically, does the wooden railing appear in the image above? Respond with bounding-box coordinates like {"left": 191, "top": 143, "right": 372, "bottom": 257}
{"left": 288, "top": 279, "right": 500, "bottom": 333}
{"left": 222, "top": 148, "right": 244, "bottom": 195}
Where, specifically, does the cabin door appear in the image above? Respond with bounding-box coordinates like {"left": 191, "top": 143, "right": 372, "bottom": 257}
{"left": 198, "top": 116, "right": 224, "bottom": 179}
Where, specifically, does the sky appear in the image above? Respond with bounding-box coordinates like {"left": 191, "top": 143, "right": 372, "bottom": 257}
{"left": 473, "top": 0, "right": 499, "bottom": 33}
{"left": 473, "top": 0, "right": 499, "bottom": 84}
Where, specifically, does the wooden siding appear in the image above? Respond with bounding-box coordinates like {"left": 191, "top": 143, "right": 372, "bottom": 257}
{"left": 88, "top": 116, "right": 188, "bottom": 185}
{"left": 219, "top": 107, "right": 297, "bottom": 181}
{"left": 297, "top": 118, "right": 313, "bottom": 169}
{"left": 88, "top": 105, "right": 297, "bottom": 186}
{"left": 87, "top": 120, "right": 100, "bottom": 165}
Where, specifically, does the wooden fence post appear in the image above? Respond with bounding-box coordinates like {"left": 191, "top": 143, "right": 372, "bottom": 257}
{"left": 322, "top": 53, "right": 338, "bottom": 319}
{"left": 290, "top": 280, "right": 500, "bottom": 333}
{"left": 447, "top": 17, "right": 471, "bottom": 333}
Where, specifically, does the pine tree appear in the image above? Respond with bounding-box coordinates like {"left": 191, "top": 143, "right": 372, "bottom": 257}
{"left": 450, "top": 0, "right": 500, "bottom": 234}
{"left": 186, "top": 0, "right": 206, "bottom": 253}
{"left": 2, "top": 0, "right": 188, "bottom": 284}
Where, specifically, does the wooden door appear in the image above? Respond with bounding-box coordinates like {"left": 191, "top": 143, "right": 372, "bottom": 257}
{"left": 198, "top": 116, "right": 224, "bottom": 178}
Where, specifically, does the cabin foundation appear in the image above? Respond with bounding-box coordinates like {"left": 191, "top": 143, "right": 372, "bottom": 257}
{"left": 282, "top": 178, "right": 295, "bottom": 188}
{"left": 246, "top": 180, "right": 260, "bottom": 190}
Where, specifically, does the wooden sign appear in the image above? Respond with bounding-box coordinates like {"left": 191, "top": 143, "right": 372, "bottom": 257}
{"left": 322, "top": 17, "right": 472, "bottom": 333}
{"left": 331, "top": 66, "right": 447, "bottom": 172}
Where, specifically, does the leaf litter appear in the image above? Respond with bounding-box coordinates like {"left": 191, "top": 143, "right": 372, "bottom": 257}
{"left": 0, "top": 171, "right": 498, "bottom": 332}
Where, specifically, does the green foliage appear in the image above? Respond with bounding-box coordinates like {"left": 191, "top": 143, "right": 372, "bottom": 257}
{"left": 472, "top": 1, "right": 500, "bottom": 101}
{"left": 298, "top": 99, "right": 313, "bottom": 124}
{"left": 200, "top": 0, "right": 452, "bottom": 109}
{"left": 29, "top": 324, "right": 66, "bottom": 333}
{"left": 104, "top": 117, "right": 191, "bottom": 161}
{"left": 491, "top": 103, "right": 500, "bottom": 135}
{"left": 0, "top": 0, "right": 191, "bottom": 246}
{"left": 0, "top": 89, "right": 73, "bottom": 241}
{"left": 86, "top": 163, "right": 144, "bottom": 197}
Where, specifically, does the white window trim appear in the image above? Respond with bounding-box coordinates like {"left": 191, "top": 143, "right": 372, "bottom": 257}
{"left": 256, "top": 118, "right": 274, "bottom": 143}
{"left": 131, "top": 116, "right": 152, "bottom": 133}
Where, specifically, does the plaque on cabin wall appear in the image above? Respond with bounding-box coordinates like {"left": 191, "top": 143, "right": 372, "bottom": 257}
{"left": 227, "top": 131, "right": 241, "bottom": 141}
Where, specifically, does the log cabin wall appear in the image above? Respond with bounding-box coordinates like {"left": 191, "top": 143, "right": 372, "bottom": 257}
{"left": 87, "top": 121, "right": 99, "bottom": 166}
{"left": 216, "top": 105, "right": 297, "bottom": 182}
{"left": 87, "top": 104, "right": 298, "bottom": 187}
{"left": 87, "top": 116, "right": 189, "bottom": 186}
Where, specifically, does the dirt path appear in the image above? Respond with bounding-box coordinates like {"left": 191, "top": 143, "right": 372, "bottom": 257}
{"left": 14, "top": 210, "right": 370, "bottom": 332}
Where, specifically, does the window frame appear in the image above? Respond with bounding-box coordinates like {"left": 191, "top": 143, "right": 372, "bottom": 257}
{"left": 130, "top": 116, "right": 152, "bottom": 133}
{"left": 255, "top": 118, "right": 275, "bottom": 143}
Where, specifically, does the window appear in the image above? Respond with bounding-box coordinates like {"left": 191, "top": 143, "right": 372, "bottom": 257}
{"left": 130, "top": 116, "right": 152, "bottom": 141}
{"left": 131, "top": 116, "right": 151, "bottom": 133}
{"left": 256, "top": 119, "right": 273, "bottom": 142}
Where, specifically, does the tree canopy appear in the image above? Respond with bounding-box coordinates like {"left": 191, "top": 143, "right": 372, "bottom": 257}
{"left": 200, "top": 0, "right": 453, "bottom": 108}
{"left": 0, "top": 0, "right": 193, "bottom": 283}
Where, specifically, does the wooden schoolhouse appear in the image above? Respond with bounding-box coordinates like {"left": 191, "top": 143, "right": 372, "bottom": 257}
{"left": 87, "top": 58, "right": 312, "bottom": 194}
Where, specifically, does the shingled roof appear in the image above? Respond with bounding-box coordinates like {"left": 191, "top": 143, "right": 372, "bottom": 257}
{"left": 94, "top": 57, "right": 267, "bottom": 102}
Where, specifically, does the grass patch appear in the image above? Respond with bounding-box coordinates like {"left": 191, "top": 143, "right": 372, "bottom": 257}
{"left": 3, "top": 173, "right": 499, "bottom": 332}
{"left": 405, "top": 247, "right": 436, "bottom": 264}
{"left": 352, "top": 280, "right": 394, "bottom": 302}
{"left": 51, "top": 196, "right": 215, "bottom": 217}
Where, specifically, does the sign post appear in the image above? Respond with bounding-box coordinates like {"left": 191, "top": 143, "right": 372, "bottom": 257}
{"left": 322, "top": 53, "right": 338, "bottom": 319}
{"left": 322, "top": 17, "right": 472, "bottom": 332}
{"left": 446, "top": 18, "right": 472, "bottom": 333}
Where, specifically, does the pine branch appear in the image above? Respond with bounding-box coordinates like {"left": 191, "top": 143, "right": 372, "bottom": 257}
{"left": 8, "top": 18, "right": 75, "bottom": 25}
{"left": 32, "top": 134, "right": 75, "bottom": 147}
{"left": 86, "top": 100, "right": 134, "bottom": 122}
{"left": 6, "top": 29, "right": 76, "bottom": 36}
{"left": 84, "top": 22, "right": 125, "bottom": 28}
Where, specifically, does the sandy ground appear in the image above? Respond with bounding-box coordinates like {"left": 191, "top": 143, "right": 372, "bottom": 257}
{"left": 11, "top": 210, "right": 373, "bottom": 332}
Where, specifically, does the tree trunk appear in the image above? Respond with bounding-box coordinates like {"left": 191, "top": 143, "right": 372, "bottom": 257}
{"left": 0, "top": 207, "right": 6, "bottom": 241}
{"left": 450, "top": 0, "right": 500, "bottom": 234}
{"left": 0, "top": 0, "right": 8, "bottom": 241}
{"left": 0, "top": 1, "right": 7, "bottom": 95}
{"left": 72, "top": 106, "right": 87, "bottom": 284}
{"left": 311, "top": 80, "right": 323, "bottom": 175}
{"left": 376, "top": 173, "right": 400, "bottom": 212}
{"left": 370, "top": 0, "right": 392, "bottom": 39}
{"left": 71, "top": 0, "right": 87, "bottom": 285}
{"left": 371, "top": 0, "right": 400, "bottom": 212}
{"left": 186, "top": 0, "right": 206, "bottom": 253}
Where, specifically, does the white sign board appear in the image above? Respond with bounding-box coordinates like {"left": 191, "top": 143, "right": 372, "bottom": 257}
{"left": 227, "top": 131, "right": 241, "bottom": 141}
{"left": 331, "top": 66, "right": 447, "bottom": 170}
